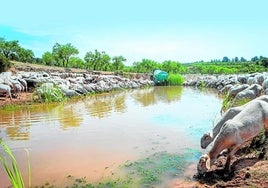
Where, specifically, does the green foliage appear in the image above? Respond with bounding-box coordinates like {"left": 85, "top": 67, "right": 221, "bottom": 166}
{"left": 42, "top": 51, "right": 54, "bottom": 66}
{"left": 3, "top": 37, "right": 268, "bottom": 74}
{"left": 260, "top": 57, "right": 268, "bottom": 67}
{"left": 162, "top": 60, "right": 185, "bottom": 73}
{"left": 84, "top": 50, "right": 113, "bottom": 71}
{"left": 0, "top": 53, "right": 11, "bottom": 72}
{"left": 0, "top": 139, "right": 25, "bottom": 188}
{"left": 112, "top": 55, "right": 126, "bottom": 71}
{"left": 184, "top": 61, "right": 267, "bottom": 74}
{"left": 133, "top": 59, "right": 160, "bottom": 73}
{"left": 32, "top": 83, "right": 66, "bottom": 103}
{"left": 69, "top": 57, "right": 84, "bottom": 69}
{"left": 0, "top": 37, "right": 35, "bottom": 63}
{"left": 167, "top": 74, "right": 184, "bottom": 86}
{"left": 18, "top": 48, "right": 34, "bottom": 63}
{"left": 52, "top": 43, "right": 79, "bottom": 67}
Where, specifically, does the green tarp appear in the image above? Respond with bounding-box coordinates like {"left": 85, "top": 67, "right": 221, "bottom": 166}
{"left": 153, "top": 70, "right": 168, "bottom": 83}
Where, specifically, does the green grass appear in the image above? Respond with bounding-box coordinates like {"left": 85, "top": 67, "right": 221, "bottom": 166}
{"left": 167, "top": 74, "right": 184, "bottom": 86}
{"left": 0, "top": 139, "right": 25, "bottom": 188}
{"left": 221, "top": 94, "right": 251, "bottom": 112}
{"left": 32, "top": 83, "right": 66, "bottom": 103}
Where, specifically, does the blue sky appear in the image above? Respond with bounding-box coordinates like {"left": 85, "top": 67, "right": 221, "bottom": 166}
{"left": 1, "top": 0, "right": 267, "bottom": 65}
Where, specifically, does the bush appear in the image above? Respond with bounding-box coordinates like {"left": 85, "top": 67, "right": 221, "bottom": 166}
{"left": 167, "top": 74, "right": 184, "bottom": 86}
{"left": 32, "top": 83, "right": 66, "bottom": 102}
{"left": 0, "top": 53, "right": 11, "bottom": 72}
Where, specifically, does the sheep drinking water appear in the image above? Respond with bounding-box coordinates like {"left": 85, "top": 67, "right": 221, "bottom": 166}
{"left": 198, "top": 99, "right": 268, "bottom": 175}
{"left": 200, "top": 95, "right": 268, "bottom": 149}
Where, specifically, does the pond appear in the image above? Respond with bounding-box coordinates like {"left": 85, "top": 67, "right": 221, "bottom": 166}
{"left": 0, "top": 86, "right": 222, "bottom": 187}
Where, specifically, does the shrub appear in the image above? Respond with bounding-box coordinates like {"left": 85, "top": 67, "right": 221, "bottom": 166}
{"left": 32, "top": 83, "right": 66, "bottom": 102}
{"left": 0, "top": 53, "right": 11, "bottom": 73}
{"left": 167, "top": 74, "right": 184, "bottom": 86}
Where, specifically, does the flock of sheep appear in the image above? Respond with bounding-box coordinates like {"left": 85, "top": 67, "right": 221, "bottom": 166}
{"left": 0, "top": 71, "right": 154, "bottom": 100}
{"left": 190, "top": 73, "right": 268, "bottom": 176}
{"left": 184, "top": 73, "right": 268, "bottom": 105}
{"left": 0, "top": 71, "right": 28, "bottom": 100}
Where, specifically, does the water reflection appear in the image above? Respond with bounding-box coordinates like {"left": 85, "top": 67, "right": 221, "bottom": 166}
{"left": 85, "top": 92, "right": 126, "bottom": 118}
{"left": 132, "top": 86, "right": 183, "bottom": 106}
{"left": 0, "top": 86, "right": 211, "bottom": 141}
{"left": 1, "top": 110, "right": 31, "bottom": 140}
{"left": 0, "top": 87, "right": 185, "bottom": 140}
{"left": 57, "top": 104, "right": 84, "bottom": 129}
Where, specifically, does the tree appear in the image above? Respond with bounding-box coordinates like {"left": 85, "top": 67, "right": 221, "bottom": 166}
{"left": 0, "top": 38, "right": 20, "bottom": 60}
{"left": 112, "top": 56, "right": 126, "bottom": 71}
{"left": 101, "top": 53, "right": 111, "bottom": 71}
{"left": 84, "top": 50, "right": 101, "bottom": 70}
{"left": 240, "top": 57, "right": 247, "bottom": 62}
{"left": 0, "top": 53, "right": 11, "bottom": 72}
{"left": 18, "top": 48, "right": 35, "bottom": 63}
{"left": 69, "top": 57, "right": 84, "bottom": 69}
{"left": 52, "top": 43, "right": 79, "bottom": 67}
{"left": 260, "top": 57, "right": 268, "bottom": 67}
{"left": 234, "top": 57, "right": 239, "bottom": 62}
{"left": 251, "top": 56, "right": 259, "bottom": 62}
{"left": 222, "top": 56, "right": 230, "bottom": 62}
{"left": 132, "top": 59, "right": 160, "bottom": 73}
{"left": 162, "top": 60, "right": 183, "bottom": 73}
{"left": 84, "top": 50, "right": 112, "bottom": 71}
{"left": 42, "top": 51, "right": 54, "bottom": 66}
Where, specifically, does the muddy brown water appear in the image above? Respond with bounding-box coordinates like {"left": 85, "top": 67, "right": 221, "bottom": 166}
{"left": 0, "top": 86, "right": 222, "bottom": 187}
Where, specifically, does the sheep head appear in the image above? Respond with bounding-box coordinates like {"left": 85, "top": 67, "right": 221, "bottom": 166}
{"left": 197, "top": 154, "right": 210, "bottom": 175}
{"left": 200, "top": 133, "right": 212, "bottom": 149}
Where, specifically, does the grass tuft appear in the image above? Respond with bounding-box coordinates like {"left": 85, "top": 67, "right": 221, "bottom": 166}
{"left": 0, "top": 139, "right": 25, "bottom": 188}
{"left": 32, "top": 83, "right": 66, "bottom": 103}
{"left": 167, "top": 74, "right": 184, "bottom": 86}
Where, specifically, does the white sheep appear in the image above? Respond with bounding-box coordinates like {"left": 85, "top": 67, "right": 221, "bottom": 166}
{"left": 0, "top": 84, "right": 12, "bottom": 100}
{"left": 200, "top": 95, "right": 268, "bottom": 149}
{"left": 198, "top": 98, "right": 268, "bottom": 175}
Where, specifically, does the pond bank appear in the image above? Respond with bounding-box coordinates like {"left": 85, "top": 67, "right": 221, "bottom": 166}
{"left": 0, "top": 62, "right": 154, "bottom": 107}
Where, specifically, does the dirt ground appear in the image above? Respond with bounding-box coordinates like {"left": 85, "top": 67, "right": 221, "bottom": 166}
{"left": 0, "top": 92, "right": 32, "bottom": 107}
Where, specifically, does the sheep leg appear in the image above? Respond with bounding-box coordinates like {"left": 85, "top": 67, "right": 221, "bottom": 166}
{"left": 8, "top": 91, "right": 12, "bottom": 101}
{"left": 224, "top": 144, "right": 242, "bottom": 173}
